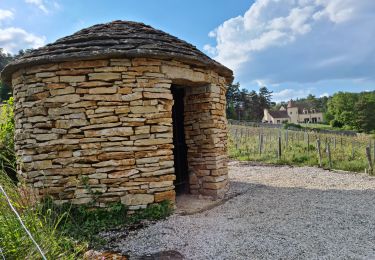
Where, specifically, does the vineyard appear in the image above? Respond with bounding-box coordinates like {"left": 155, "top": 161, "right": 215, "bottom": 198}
{"left": 228, "top": 123, "right": 374, "bottom": 173}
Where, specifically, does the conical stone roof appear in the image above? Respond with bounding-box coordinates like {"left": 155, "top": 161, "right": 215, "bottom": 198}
{"left": 1, "top": 20, "right": 233, "bottom": 84}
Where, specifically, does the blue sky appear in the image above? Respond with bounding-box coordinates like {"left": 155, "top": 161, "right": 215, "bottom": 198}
{"left": 0, "top": 0, "right": 374, "bottom": 102}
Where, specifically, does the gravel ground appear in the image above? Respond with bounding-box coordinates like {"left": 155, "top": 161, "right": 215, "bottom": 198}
{"left": 109, "top": 162, "right": 375, "bottom": 259}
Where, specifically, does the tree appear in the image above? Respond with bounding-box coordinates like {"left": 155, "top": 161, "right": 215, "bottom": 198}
{"left": 256, "top": 86, "right": 273, "bottom": 119}
{"left": 326, "top": 91, "right": 375, "bottom": 133}
{"left": 0, "top": 82, "right": 12, "bottom": 101}
{"left": 0, "top": 48, "right": 14, "bottom": 101}
{"left": 225, "top": 83, "right": 274, "bottom": 121}
{"left": 354, "top": 93, "right": 375, "bottom": 133}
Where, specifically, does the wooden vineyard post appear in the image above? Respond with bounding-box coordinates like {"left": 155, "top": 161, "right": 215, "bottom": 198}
{"left": 316, "top": 139, "right": 322, "bottom": 168}
{"left": 278, "top": 136, "right": 282, "bottom": 160}
{"left": 235, "top": 128, "right": 238, "bottom": 150}
{"left": 366, "top": 145, "right": 373, "bottom": 175}
{"left": 306, "top": 133, "right": 310, "bottom": 154}
{"left": 351, "top": 141, "right": 355, "bottom": 159}
{"left": 324, "top": 137, "right": 328, "bottom": 150}
{"left": 333, "top": 137, "right": 336, "bottom": 149}
{"left": 285, "top": 130, "right": 289, "bottom": 148}
{"left": 326, "top": 143, "right": 332, "bottom": 170}
{"left": 259, "top": 133, "right": 263, "bottom": 155}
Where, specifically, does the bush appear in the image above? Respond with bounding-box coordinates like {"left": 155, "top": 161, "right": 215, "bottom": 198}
{"left": 0, "top": 97, "right": 16, "bottom": 181}
{"left": 283, "top": 122, "right": 303, "bottom": 130}
{"left": 330, "top": 119, "right": 343, "bottom": 128}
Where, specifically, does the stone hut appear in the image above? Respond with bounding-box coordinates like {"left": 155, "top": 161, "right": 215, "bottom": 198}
{"left": 1, "top": 21, "right": 233, "bottom": 209}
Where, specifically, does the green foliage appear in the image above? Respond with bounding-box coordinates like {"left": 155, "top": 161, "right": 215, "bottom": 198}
{"left": 43, "top": 199, "right": 173, "bottom": 248}
{"left": 330, "top": 119, "right": 344, "bottom": 128}
{"left": 226, "top": 82, "right": 273, "bottom": 121}
{"left": 0, "top": 81, "right": 12, "bottom": 101}
{"left": 0, "top": 170, "right": 86, "bottom": 259}
{"left": 283, "top": 122, "right": 302, "bottom": 130}
{"left": 273, "top": 94, "right": 329, "bottom": 116}
{"left": 0, "top": 164, "right": 173, "bottom": 257}
{"left": 327, "top": 91, "right": 375, "bottom": 133}
{"left": 0, "top": 97, "right": 16, "bottom": 181}
{"left": 0, "top": 48, "right": 14, "bottom": 101}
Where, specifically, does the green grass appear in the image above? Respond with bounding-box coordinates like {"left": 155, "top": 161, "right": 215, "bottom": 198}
{"left": 229, "top": 125, "right": 373, "bottom": 173}
{"left": 300, "top": 123, "right": 339, "bottom": 130}
{"left": 0, "top": 168, "right": 174, "bottom": 258}
{"left": 45, "top": 199, "right": 173, "bottom": 249}
{"left": 0, "top": 171, "right": 86, "bottom": 259}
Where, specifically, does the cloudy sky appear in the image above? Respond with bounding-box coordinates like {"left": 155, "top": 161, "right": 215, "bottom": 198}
{"left": 1, "top": 0, "right": 374, "bottom": 102}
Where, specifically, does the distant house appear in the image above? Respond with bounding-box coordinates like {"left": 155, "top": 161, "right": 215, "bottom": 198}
{"left": 263, "top": 100, "right": 324, "bottom": 124}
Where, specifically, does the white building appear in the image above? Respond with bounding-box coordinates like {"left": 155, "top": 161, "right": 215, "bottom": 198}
{"left": 263, "top": 100, "right": 324, "bottom": 124}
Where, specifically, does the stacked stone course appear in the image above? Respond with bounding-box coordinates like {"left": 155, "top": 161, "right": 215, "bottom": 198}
{"left": 11, "top": 57, "right": 229, "bottom": 209}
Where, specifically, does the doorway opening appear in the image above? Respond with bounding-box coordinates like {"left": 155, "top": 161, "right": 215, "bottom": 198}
{"left": 171, "top": 85, "right": 189, "bottom": 195}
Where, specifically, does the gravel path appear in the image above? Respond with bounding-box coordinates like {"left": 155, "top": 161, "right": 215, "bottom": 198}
{"left": 110, "top": 162, "right": 375, "bottom": 259}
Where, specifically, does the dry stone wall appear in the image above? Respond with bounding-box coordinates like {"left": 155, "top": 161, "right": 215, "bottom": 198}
{"left": 12, "top": 57, "right": 228, "bottom": 209}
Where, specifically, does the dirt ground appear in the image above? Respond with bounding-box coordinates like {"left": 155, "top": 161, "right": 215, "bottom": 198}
{"left": 105, "top": 162, "right": 375, "bottom": 259}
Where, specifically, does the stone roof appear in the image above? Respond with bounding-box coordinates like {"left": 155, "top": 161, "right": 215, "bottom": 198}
{"left": 1, "top": 20, "right": 233, "bottom": 85}
{"left": 269, "top": 110, "right": 289, "bottom": 119}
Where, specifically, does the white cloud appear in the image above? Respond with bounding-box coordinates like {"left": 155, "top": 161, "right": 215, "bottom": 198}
{"left": 273, "top": 88, "right": 313, "bottom": 102}
{"left": 319, "top": 92, "right": 329, "bottom": 98}
{"left": 0, "top": 7, "right": 47, "bottom": 54}
{"left": 206, "top": 0, "right": 375, "bottom": 85}
{"left": 0, "top": 27, "right": 45, "bottom": 54}
{"left": 25, "top": 0, "right": 48, "bottom": 13}
{"left": 0, "top": 9, "right": 14, "bottom": 21}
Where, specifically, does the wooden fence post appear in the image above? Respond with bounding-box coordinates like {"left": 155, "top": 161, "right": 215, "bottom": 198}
{"left": 366, "top": 145, "right": 373, "bottom": 175}
{"left": 351, "top": 141, "right": 355, "bottom": 158}
{"left": 326, "top": 143, "right": 332, "bottom": 170}
{"left": 307, "top": 133, "right": 310, "bottom": 153}
{"left": 317, "top": 139, "right": 322, "bottom": 168}
{"left": 285, "top": 130, "right": 289, "bottom": 148}
{"left": 278, "top": 136, "right": 282, "bottom": 160}
{"left": 259, "top": 132, "right": 263, "bottom": 155}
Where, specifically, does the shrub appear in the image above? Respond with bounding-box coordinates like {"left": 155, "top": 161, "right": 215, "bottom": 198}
{"left": 283, "top": 122, "right": 303, "bottom": 130}
{"left": 0, "top": 97, "right": 16, "bottom": 181}
{"left": 330, "top": 119, "right": 343, "bottom": 128}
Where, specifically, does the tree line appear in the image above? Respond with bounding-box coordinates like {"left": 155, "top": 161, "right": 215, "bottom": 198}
{"left": 326, "top": 91, "right": 375, "bottom": 133}
{"left": 226, "top": 82, "right": 273, "bottom": 121}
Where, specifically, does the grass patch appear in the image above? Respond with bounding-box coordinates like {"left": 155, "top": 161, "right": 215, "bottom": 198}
{"left": 229, "top": 125, "right": 373, "bottom": 173}
{"left": 44, "top": 199, "right": 173, "bottom": 249}
{"left": 0, "top": 171, "right": 86, "bottom": 259}
{"left": 0, "top": 168, "right": 174, "bottom": 258}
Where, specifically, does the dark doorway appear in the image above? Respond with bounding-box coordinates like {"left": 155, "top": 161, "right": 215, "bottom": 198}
{"left": 171, "top": 85, "right": 189, "bottom": 194}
